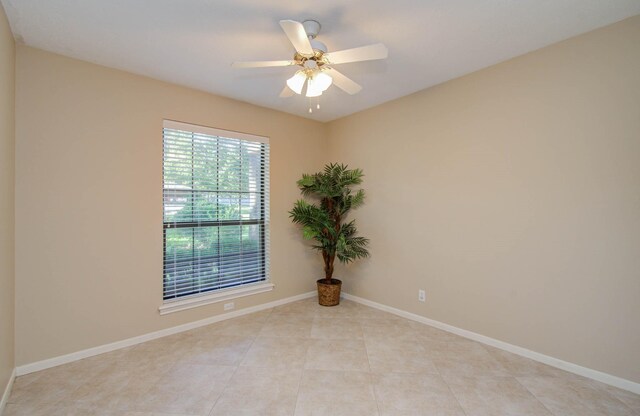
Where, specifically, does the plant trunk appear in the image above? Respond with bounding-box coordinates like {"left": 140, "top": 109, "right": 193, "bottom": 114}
{"left": 322, "top": 197, "right": 339, "bottom": 283}
{"left": 323, "top": 250, "right": 335, "bottom": 282}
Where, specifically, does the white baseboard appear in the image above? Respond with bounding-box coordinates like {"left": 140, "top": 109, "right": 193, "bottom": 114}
{"left": 16, "top": 291, "right": 316, "bottom": 377}
{"left": 0, "top": 367, "right": 16, "bottom": 414}
{"left": 341, "top": 292, "right": 640, "bottom": 395}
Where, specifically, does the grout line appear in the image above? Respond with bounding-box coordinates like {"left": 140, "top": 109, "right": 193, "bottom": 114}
{"left": 362, "top": 333, "right": 383, "bottom": 415}
{"left": 292, "top": 304, "right": 316, "bottom": 416}
{"left": 439, "top": 374, "right": 470, "bottom": 416}
{"left": 419, "top": 333, "right": 465, "bottom": 414}
{"left": 206, "top": 357, "right": 246, "bottom": 415}
{"left": 405, "top": 316, "right": 470, "bottom": 416}
{"left": 207, "top": 306, "right": 273, "bottom": 416}
{"left": 354, "top": 311, "right": 379, "bottom": 413}
{"left": 513, "top": 376, "right": 557, "bottom": 416}
{"left": 370, "top": 372, "right": 382, "bottom": 416}
{"left": 291, "top": 352, "right": 308, "bottom": 415}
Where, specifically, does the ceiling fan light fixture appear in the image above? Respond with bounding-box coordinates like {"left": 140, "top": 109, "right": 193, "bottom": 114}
{"left": 314, "top": 71, "right": 333, "bottom": 92}
{"left": 286, "top": 71, "right": 307, "bottom": 95}
{"left": 305, "top": 76, "right": 323, "bottom": 97}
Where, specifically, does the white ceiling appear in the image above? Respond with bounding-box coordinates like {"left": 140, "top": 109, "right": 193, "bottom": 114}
{"left": 2, "top": 1, "right": 640, "bottom": 122}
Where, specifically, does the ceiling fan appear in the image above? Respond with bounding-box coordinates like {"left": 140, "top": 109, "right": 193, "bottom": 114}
{"left": 232, "top": 20, "right": 388, "bottom": 99}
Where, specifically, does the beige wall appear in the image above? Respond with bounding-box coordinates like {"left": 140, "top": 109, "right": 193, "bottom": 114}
{"left": 328, "top": 15, "right": 640, "bottom": 383}
{"left": 15, "top": 45, "right": 328, "bottom": 366}
{"left": 0, "top": 1, "right": 15, "bottom": 395}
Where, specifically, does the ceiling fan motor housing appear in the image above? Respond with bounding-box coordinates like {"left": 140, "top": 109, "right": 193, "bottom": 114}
{"left": 310, "top": 39, "right": 327, "bottom": 53}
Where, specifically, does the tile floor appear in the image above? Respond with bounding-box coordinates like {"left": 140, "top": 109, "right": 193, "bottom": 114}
{"left": 4, "top": 298, "right": 640, "bottom": 415}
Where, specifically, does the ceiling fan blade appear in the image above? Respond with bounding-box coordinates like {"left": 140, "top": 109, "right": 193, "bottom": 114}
{"left": 279, "top": 86, "right": 295, "bottom": 97}
{"left": 324, "top": 68, "right": 362, "bottom": 95}
{"left": 231, "top": 60, "right": 295, "bottom": 68}
{"left": 325, "top": 43, "right": 388, "bottom": 65}
{"left": 279, "top": 20, "right": 314, "bottom": 56}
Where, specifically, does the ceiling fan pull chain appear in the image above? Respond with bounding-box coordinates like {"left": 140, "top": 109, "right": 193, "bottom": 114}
{"left": 309, "top": 96, "right": 321, "bottom": 113}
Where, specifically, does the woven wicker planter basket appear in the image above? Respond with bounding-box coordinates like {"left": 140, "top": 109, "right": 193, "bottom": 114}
{"left": 317, "top": 278, "right": 342, "bottom": 306}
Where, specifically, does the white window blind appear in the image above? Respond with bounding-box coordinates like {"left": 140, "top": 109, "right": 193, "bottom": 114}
{"left": 162, "top": 120, "right": 270, "bottom": 301}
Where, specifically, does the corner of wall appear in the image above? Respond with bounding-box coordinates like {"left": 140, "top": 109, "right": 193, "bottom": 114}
{"left": 0, "top": 0, "right": 16, "bottom": 408}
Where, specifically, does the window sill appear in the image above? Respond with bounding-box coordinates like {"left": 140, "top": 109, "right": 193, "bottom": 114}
{"left": 158, "top": 282, "right": 275, "bottom": 315}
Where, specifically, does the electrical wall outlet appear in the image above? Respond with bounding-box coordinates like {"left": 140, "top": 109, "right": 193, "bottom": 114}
{"left": 418, "top": 289, "right": 426, "bottom": 302}
{"left": 224, "top": 302, "right": 235, "bottom": 311}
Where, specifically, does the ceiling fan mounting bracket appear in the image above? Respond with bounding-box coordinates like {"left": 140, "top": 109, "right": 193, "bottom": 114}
{"left": 302, "top": 20, "right": 321, "bottom": 39}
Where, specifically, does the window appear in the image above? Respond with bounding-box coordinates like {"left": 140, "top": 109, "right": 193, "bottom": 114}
{"left": 162, "top": 120, "right": 270, "bottom": 307}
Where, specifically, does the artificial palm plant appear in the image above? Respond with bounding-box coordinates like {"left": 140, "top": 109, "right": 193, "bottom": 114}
{"left": 290, "top": 163, "right": 370, "bottom": 304}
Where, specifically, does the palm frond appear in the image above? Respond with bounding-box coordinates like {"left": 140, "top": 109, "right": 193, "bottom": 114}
{"left": 336, "top": 234, "right": 370, "bottom": 263}
{"left": 351, "top": 189, "right": 365, "bottom": 209}
{"left": 289, "top": 200, "right": 332, "bottom": 230}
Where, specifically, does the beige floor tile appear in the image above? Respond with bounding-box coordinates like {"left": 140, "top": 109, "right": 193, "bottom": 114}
{"left": 365, "top": 337, "right": 439, "bottom": 374}
{"left": 7, "top": 361, "right": 100, "bottom": 406}
{"left": 372, "top": 372, "right": 465, "bottom": 416}
{"left": 483, "top": 346, "right": 572, "bottom": 378}
{"left": 124, "top": 412, "right": 196, "bottom": 416}
{"left": 118, "top": 337, "right": 189, "bottom": 368}
{"left": 311, "top": 317, "right": 364, "bottom": 339}
{"left": 361, "top": 318, "right": 418, "bottom": 341}
{"left": 210, "top": 367, "right": 302, "bottom": 415}
{"left": 314, "top": 299, "right": 372, "bottom": 319}
{"left": 241, "top": 336, "right": 310, "bottom": 369}
{"left": 295, "top": 400, "right": 380, "bottom": 416}
{"left": 355, "top": 307, "right": 405, "bottom": 322}
{"left": 598, "top": 384, "right": 640, "bottom": 413}
{"left": 304, "top": 339, "right": 370, "bottom": 371}
{"left": 444, "top": 374, "right": 552, "bottom": 416}
{"left": 70, "top": 360, "right": 170, "bottom": 411}
{"left": 428, "top": 337, "right": 490, "bottom": 355}
{"left": 71, "top": 346, "right": 139, "bottom": 369}
{"left": 2, "top": 403, "right": 46, "bottom": 416}
{"left": 177, "top": 334, "right": 254, "bottom": 366}
{"left": 3, "top": 401, "right": 122, "bottom": 415}
{"left": 260, "top": 314, "right": 314, "bottom": 338}
{"left": 406, "top": 321, "right": 465, "bottom": 344}
{"left": 192, "top": 311, "right": 271, "bottom": 338}
{"left": 272, "top": 299, "right": 320, "bottom": 317}
{"left": 294, "top": 370, "right": 379, "bottom": 416}
{"left": 240, "top": 308, "right": 274, "bottom": 321}
{"left": 518, "top": 375, "right": 636, "bottom": 416}
{"left": 430, "top": 339, "right": 511, "bottom": 378}
{"left": 133, "top": 364, "right": 235, "bottom": 415}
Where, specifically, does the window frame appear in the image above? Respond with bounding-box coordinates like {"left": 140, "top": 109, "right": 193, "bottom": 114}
{"left": 159, "top": 120, "right": 272, "bottom": 314}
